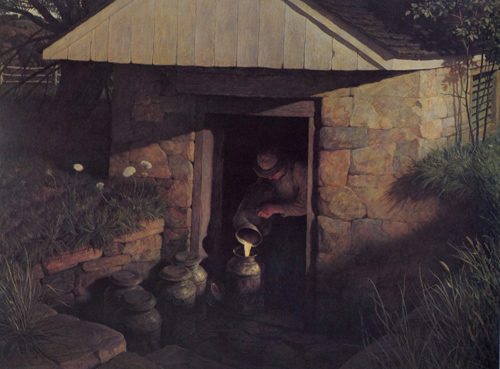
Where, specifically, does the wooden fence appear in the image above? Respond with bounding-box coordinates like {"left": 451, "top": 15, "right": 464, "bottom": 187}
{"left": 0, "top": 65, "right": 60, "bottom": 85}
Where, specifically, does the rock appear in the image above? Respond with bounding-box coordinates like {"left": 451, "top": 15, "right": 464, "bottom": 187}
{"left": 42, "top": 268, "right": 75, "bottom": 295}
{"left": 168, "top": 155, "right": 194, "bottom": 181}
{"left": 339, "top": 335, "right": 397, "bottom": 369}
{"left": 159, "top": 139, "right": 195, "bottom": 162}
{"left": 103, "top": 242, "right": 125, "bottom": 256}
{"left": 320, "top": 127, "right": 368, "bottom": 150}
{"left": 322, "top": 96, "right": 353, "bottom": 126}
{"left": 146, "top": 345, "right": 234, "bottom": 369}
{"left": 420, "top": 119, "right": 443, "bottom": 139}
{"left": 317, "top": 216, "right": 351, "bottom": 254}
{"left": 326, "top": 186, "right": 366, "bottom": 220}
{"left": 262, "top": 339, "right": 306, "bottom": 369}
{"left": 164, "top": 179, "right": 193, "bottom": 208}
{"left": 368, "top": 127, "right": 419, "bottom": 146}
{"left": 82, "top": 255, "right": 131, "bottom": 272}
{"left": 165, "top": 207, "right": 191, "bottom": 228}
{"left": 123, "top": 234, "right": 163, "bottom": 256}
{"left": 97, "top": 352, "right": 161, "bottom": 369}
{"left": 36, "top": 314, "right": 126, "bottom": 368}
{"left": 131, "top": 246, "right": 161, "bottom": 262}
{"left": 347, "top": 174, "right": 393, "bottom": 189}
{"left": 32, "top": 303, "right": 58, "bottom": 324}
{"left": 441, "top": 117, "right": 457, "bottom": 137}
{"left": 129, "top": 143, "right": 171, "bottom": 178}
{"left": 351, "top": 97, "right": 380, "bottom": 128}
{"left": 419, "top": 97, "right": 448, "bottom": 121}
{"left": 109, "top": 150, "right": 130, "bottom": 178}
{"left": 350, "top": 144, "right": 395, "bottom": 175}
{"left": 352, "top": 185, "right": 399, "bottom": 220}
{"left": 114, "top": 219, "right": 165, "bottom": 243}
{"left": 319, "top": 150, "right": 350, "bottom": 187}
{"left": 43, "top": 247, "right": 103, "bottom": 275}
{"left": 352, "top": 219, "right": 388, "bottom": 247}
{"left": 75, "top": 265, "right": 122, "bottom": 296}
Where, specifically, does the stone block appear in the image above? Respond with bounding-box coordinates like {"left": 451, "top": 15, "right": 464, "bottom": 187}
{"left": 123, "top": 234, "right": 163, "bottom": 256}
{"left": 371, "top": 96, "right": 402, "bottom": 129}
{"left": 418, "top": 69, "right": 440, "bottom": 97}
{"left": 114, "top": 219, "right": 165, "bottom": 243}
{"left": 420, "top": 119, "right": 444, "bottom": 139}
{"left": 350, "top": 144, "right": 395, "bottom": 175}
{"left": 43, "top": 247, "right": 103, "bottom": 275}
{"left": 103, "top": 242, "right": 125, "bottom": 256}
{"left": 325, "top": 186, "right": 366, "bottom": 220}
{"left": 442, "top": 116, "right": 457, "bottom": 137}
{"left": 368, "top": 127, "right": 419, "bottom": 146}
{"left": 320, "top": 127, "right": 368, "bottom": 150}
{"left": 317, "top": 216, "right": 351, "bottom": 254}
{"left": 318, "top": 150, "right": 350, "bottom": 187}
{"left": 164, "top": 227, "right": 190, "bottom": 243}
{"left": 419, "top": 97, "right": 449, "bottom": 121}
{"left": 159, "top": 139, "right": 195, "bottom": 162}
{"left": 361, "top": 72, "right": 420, "bottom": 98}
{"left": 131, "top": 247, "right": 161, "bottom": 262}
{"left": 382, "top": 221, "right": 409, "bottom": 238}
{"left": 82, "top": 255, "right": 131, "bottom": 272}
{"left": 317, "top": 187, "right": 336, "bottom": 216}
{"left": 165, "top": 207, "right": 192, "bottom": 229}
{"left": 164, "top": 179, "right": 193, "bottom": 208}
{"left": 129, "top": 143, "right": 171, "bottom": 178}
{"left": 398, "top": 198, "right": 440, "bottom": 223}
{"left": 351, "top": 97, "right": 381, "bottom": 128}
{"left": 347, "top": 174, "right": 394, "bottom": 189}
{"left": 352, "top": 219, "right": 388, "bottom": 247}
{"left": 352, "top": 186, "right": 399, "bottom": 220}
{"left": 321, "top": 96, "right": 353, "bottom": 126}
{"left": 168, "top": 155, "right": 194, "bottom": 181}
{"left": 398, "top": 101, "right": 422, "bottom": 128}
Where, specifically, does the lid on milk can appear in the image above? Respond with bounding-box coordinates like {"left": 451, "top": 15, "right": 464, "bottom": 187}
{"left": 159, "top": 265, "right": 191, "bottom": 282}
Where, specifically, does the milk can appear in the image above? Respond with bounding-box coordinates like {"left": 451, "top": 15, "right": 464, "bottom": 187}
{"left": 121, "top": 289, "right": 161, "bottom": 355}
{"left": 174, "top": 251, "right": 208, "bottom": 300}
{"left": 225, "top": 245, "right": 263, "bottom": 315}
{"left": 156, "top": 265, "right": 197, "bottom": 345}
{"left": 103, "top": 270, "right": 143, "bottom": 329}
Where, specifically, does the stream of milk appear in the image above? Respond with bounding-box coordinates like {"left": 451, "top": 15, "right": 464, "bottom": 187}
{"left": 241, "top": 240, "right": 253, "bottom": 257}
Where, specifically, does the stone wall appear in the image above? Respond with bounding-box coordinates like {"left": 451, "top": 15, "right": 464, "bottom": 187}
{"left": 34, "top": 219, "right": 166, "bottom": 307}
{"left": 313, "top": 68, "right": 470, "bottom": 332}
{"left": 110, "top": 65, "right": 199, "bottom": 260}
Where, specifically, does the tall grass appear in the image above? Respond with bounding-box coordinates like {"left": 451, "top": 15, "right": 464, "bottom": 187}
{"left": 0, "top": 254, "right": 47, "bottom": 358}
{"left": 369, "top": 238, "right": 499, "bottom": 369}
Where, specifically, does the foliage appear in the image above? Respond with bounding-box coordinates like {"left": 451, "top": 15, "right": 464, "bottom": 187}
{"left": 394, "top": 135, "right": 500, "bottom": 236}
{"left": 0, "top": 156, "right": 167, "bottom": 263}
{"left": 407, "top": 0, "right": 500, "bottom": 147}
{"left": 369, "top": 238, "right": 500, "bottom": 369}
{"left": 0, "top": 253, "right": 47, "bottom": 358}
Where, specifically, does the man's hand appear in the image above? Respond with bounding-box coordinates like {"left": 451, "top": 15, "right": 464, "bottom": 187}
{"left": 257, "top": 203, "right": 281, "bottom": 219}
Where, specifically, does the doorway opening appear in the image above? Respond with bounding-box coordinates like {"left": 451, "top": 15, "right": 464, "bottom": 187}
{"left": 205, "top": 113, "right": 309, "bottom": 312}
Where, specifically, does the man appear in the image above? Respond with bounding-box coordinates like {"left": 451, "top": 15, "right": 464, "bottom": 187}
{"left": 234, "top": 147, "right": 307, "bottom": 315}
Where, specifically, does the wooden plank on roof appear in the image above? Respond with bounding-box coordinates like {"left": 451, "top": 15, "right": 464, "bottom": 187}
{"left": 68, "top": 32, "right": 91, "bottom": 61}
{"left": 237, "top": 0, "right": 259, "bottom": 67}
{"left": 357, "top": 54, "right": 378, "bottom": 70}
{"left": 284, "top": 5, "right": 306, "bottom": 69}
{"left": 177, "top": 0, "right": 196, "bottom": 65}
{"left": 195, "top": 0, "right": 216, "bottom": 66}
{"left": 258, "top": 0, "right": 285, "bottom": 68}
{"left": 305, "top": 19, "right": 332, "bottom": 70}
{"left": 131, "top": 0, "right": 155, "bottom": 64}
{"left": 331, "top": 38, "right": 357, "bottom": 70}
{"left": 153, "top": 0, "right": 178, "bottom": 65}
{"left": 43, "top": 0, "right": 134, "bottom": 60}
{"left": 91, "top": 20, "right": 109, "bottom": 61}
{"left": 51, "top": 47, "right": 68, "bottom": 60}
{"left": 108, "top": 3, "right": 133, "bottom": 63}
{"left": 215, "top": 0, "right": 238, "bottom": 67}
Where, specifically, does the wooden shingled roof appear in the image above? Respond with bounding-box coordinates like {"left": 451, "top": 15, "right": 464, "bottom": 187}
{"left": 43, "top": 0, "right": 453, "bottom": 71}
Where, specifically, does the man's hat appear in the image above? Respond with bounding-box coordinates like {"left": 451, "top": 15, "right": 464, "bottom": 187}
{"left": 253, "top": 149, "right": 286, "bottom": 178}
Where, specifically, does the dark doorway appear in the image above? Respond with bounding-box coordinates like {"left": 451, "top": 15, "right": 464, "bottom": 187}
{"left": 204, "top": 113, "right": 309, "bottom": 313}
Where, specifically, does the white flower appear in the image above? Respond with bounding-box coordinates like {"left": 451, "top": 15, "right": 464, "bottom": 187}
{"left": 141, "top": 172, "right": 149, "bottom": 177}
{"left": 140, "top": 160, "right": 153, "bottom": 169}
{"left": 46, "top": 169, "right": 53, "bottom": 176}
{"left": 73, "top": 163, "right": 84, "bottom": 172}
{"left": 122, "top": 166, "right": 136, "bottom": 178}
{"left": 96, "top": 182, "right": 105, "bottom": 191}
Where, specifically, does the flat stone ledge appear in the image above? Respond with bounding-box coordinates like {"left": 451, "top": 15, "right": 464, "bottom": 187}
{"left": 114, "top": 219, "right": 165, "bottom": 243}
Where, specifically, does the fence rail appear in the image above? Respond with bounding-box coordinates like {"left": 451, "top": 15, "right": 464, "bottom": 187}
{"left": 0, "top": 65, "right": 60, "bottom": 85}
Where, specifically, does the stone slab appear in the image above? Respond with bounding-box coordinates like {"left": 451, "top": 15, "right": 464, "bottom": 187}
{"left": 114, "top": 219, "right": 165, "bottom": 242}
{"left": 82, "top": 254, "right": 131, "bottom": 272}
{"left": 43, "top": 247, "right": 103, "bottom": 275}
{"left": 96, "top": 352, "right": 161, "bottom": 369}
{"left": 146, "top": 345, "right": 234, "bottom": 369}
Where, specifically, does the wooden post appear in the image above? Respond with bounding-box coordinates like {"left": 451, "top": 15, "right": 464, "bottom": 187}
{"left": 191, "top": 129, "right": 214, "bottom": 258}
